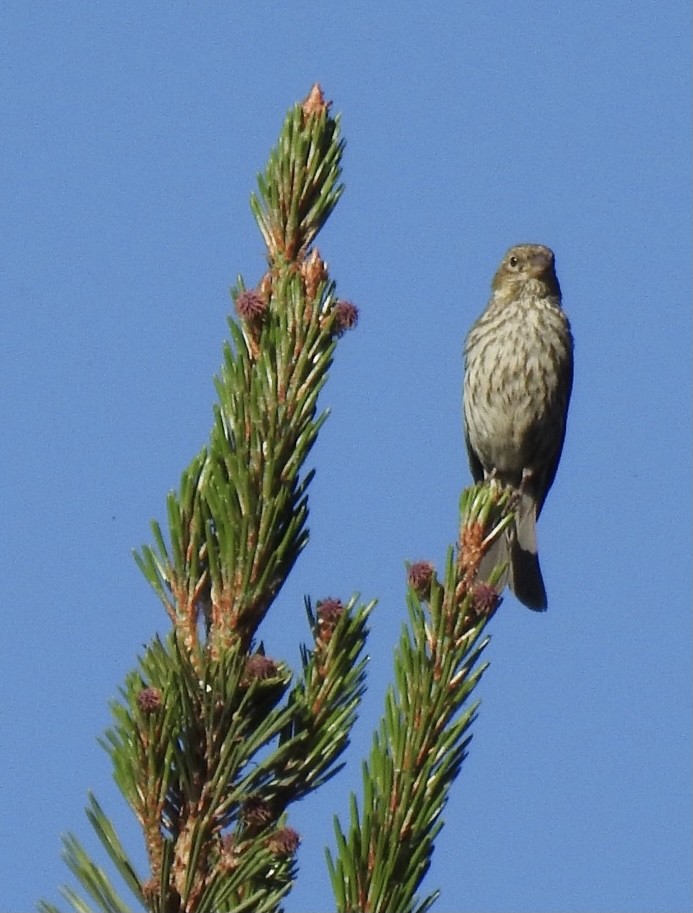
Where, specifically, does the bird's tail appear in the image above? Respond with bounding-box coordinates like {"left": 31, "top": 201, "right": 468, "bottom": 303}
{"left": 476, "top": 492, "right": 547, "bottom": 611}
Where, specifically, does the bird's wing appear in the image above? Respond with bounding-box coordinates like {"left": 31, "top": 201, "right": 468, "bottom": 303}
{"left": 464, "top": 418, "right": 485, "bottom": 482}
{"left": 537, "top": 343, "right": 574, "bottom": 516}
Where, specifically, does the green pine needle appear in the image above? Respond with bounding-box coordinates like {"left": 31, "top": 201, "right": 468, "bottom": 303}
{"left": 328, "top": 482, "right": 515, "bottom": 913}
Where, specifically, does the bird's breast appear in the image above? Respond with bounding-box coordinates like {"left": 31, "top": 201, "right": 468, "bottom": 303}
{"left": 463, "top": 297, "right": 571, "bottom": 478}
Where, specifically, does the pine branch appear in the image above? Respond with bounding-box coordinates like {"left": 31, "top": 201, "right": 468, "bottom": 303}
{"left": 327, "top": 483, "right": 514, "bottom": 913}
{"left": 45, "top": 85, "right": 369, "bottom": 913}
{"left": 134, "top": 84, "right": 353, "bottom": 658}
{"left": 274, "top": 596, "right": 375, "bottom": 801}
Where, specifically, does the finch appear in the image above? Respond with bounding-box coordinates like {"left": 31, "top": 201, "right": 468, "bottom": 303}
{"left": 463, "top": 244, "right": 573, "bottom": 610}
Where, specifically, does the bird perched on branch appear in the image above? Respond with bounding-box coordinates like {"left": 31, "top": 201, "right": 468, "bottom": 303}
{"left": 463, "top": 243, "right": 573, "bottom": 610}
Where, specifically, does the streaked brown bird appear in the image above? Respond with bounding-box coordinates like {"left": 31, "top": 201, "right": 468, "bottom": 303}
{"left": 463, "top": 243, "right": 573, "bottom": 610}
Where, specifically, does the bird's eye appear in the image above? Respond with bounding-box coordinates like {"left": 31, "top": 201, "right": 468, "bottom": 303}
{"left": 508, "top": 255, "right": 519, "bottom": 268}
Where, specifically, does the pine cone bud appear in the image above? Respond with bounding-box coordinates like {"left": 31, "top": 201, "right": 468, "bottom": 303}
{"left": 302, "top": 83, "right": 330, "bottom": 118}
{"left": 235, "top": 289, "right": 267, "bottom": 323}
{"left": 137, "top": 687, "right": 163, "bottom": 714}
{"left": 266, "top": 826, "right": 300, "bottom": 856}
{"left": 242, "top": 654, "right": 279, "bottom": 685}
{"left": 408, "top": 561, "right": 436, "bottom": 598}
{"left": 470, "top": 581, "right": 501, "bottom": 617}
{"left": 316, "top": 597, "right": 344, "bottom": 645}
{"left": 302, "top": 248, "right": 328, "bottom": 300}
{"left": 332, "top": 299, "right": 359, "bottom": 336}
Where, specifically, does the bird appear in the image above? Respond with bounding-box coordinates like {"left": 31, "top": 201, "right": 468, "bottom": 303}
{"left": 463, "top": 243, "right": 573, "bottom": 610}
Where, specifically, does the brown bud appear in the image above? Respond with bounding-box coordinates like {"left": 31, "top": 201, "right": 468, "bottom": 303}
{"left": 332, "top": 299, "right": 359, "bottom": 336}
{"left": 458, "top": 521, "right": 485, "bottom": 578}
{"left": 316, "top": 598, "right": 344, "bottom": 645}
{"left": 266, "top": 826, "right": 300, "bottom": 856}
{"left": 470, "top": 581, "right": 501, "bottom": 617}
{"left": 302, "top": 83, "right": 330, "bottom": 118}
{"left": 302, "top": 248, "right": 328, "bottom": 300}
{"left": 137, "top": 687, "right": 163, "bottom": 715}
{"left": 242, "top": 654, "right": 280, "bottom": 685}
{"left": 407, "top": 561, "right": 435, "bottom": 598}
{"left": 235, "top": 289, "right": 267, "bottom": 322}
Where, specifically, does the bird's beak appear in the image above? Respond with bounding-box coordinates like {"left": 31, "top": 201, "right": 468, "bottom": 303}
{"left": 528, "top": 248, "right": 553, "bottom": 276}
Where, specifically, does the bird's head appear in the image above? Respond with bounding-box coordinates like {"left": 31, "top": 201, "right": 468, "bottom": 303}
{"left": 491, "top": 244, "right": 561, "bottom": 302}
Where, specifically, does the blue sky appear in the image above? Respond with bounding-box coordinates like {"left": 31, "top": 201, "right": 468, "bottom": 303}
{"left": 1, "top": 4, "right": 691, "bottom": 911}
